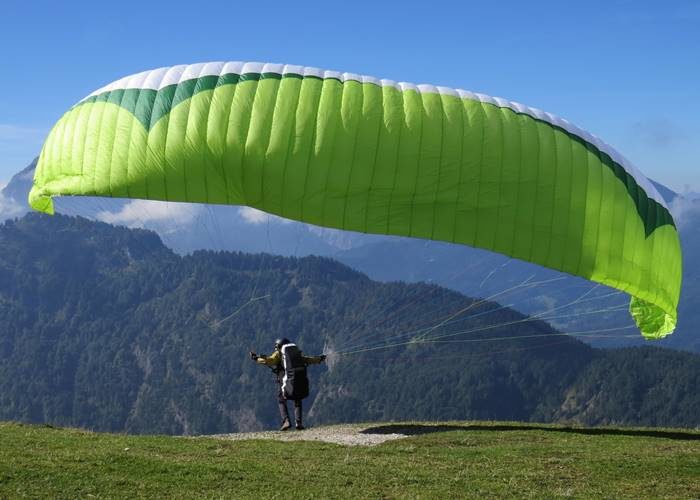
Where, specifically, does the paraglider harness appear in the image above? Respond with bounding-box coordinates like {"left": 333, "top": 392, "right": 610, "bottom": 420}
{"left": 268, "top": 343, "right": 309, "bottom": 401}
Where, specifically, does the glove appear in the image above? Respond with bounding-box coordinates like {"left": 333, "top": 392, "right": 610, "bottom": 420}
{"left": 249, "top": 351, "right": 258, "bottom": 361}
{"left": 320, "top": 354, "right": 327, "bottom": 362}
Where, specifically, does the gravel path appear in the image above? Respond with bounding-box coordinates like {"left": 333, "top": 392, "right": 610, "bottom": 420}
{"left": 204, "top": 424, "right": 408, "bottom": 447}
{"left": 199, "top": 422, "right": 700, "bottom": 447}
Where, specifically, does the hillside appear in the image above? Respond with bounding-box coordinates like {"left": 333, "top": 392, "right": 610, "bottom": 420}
{"left": 0, "top": 213, "right": 699, "bottom": 433}
{"left": 1, "top": 421, "right": 698, "bottom": 498}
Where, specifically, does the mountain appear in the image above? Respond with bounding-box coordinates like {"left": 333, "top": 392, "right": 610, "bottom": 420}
{"left": 1, "top": 157, "right": 36, "bottom": 206}
{"left": 335, "top": 203, "right": 700, "bottom": 354}
{"left": 0, "top": 158, "right": 35, "bottom": 222}
{"left": 651, "top": 180, "right": 678, "bottom": 203}
{"left": 0, "top": 213, "right": 698, "bottom": 434}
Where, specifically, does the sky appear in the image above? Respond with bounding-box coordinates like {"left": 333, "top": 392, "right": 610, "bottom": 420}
{"left": 0, "top": 0, "right": 698, "bottom": 192}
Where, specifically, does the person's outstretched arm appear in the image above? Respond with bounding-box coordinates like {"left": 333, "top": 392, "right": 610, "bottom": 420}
{"left": 302, "top": 353, "right": 326, "bottom": 365}
{"left": 250, "top": 350, "right": 281, "bottom": 367}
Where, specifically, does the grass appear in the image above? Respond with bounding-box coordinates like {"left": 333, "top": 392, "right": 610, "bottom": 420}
{"left": 0, "top": 421, "right": 698, "bottom": 498}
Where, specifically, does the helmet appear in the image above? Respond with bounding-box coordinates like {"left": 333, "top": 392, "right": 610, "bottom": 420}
{"left": 275, "top": 338, "right": 290, "bottom": 349}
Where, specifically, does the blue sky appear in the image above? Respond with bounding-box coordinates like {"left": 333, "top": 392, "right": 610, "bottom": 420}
{"left": 1, "top": 0, "right": 698, "bottom": 191}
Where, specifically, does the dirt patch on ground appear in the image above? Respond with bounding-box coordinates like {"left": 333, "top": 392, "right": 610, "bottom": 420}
{"left": 204, "top": 424, "right": 407, "bottom": 447}
{"left": 196, "top": 422, "right": 700, "bottom": 447}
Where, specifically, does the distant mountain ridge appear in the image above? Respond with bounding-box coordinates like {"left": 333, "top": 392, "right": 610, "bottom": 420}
{"left": 1, "top": 157, "right": 36, "bottom": 205}
{"left": 650, "top": 180, "right": 679, "bottom": 203}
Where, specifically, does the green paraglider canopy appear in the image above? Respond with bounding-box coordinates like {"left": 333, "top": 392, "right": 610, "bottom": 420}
{"left": 29, "top": 61, "right": 682, "bottom": 339}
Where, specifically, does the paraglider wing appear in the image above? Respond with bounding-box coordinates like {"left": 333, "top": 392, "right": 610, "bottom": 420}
{"left": 29, "top": 61, "right": 682, "bottom": 339}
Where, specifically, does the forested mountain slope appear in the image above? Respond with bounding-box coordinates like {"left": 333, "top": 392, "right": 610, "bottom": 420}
{"left": 0, "top": 214, "right": 698, "bottom": 434}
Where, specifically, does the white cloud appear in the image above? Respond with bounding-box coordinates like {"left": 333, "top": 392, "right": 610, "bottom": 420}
{"left": 307, "top": 224, "right": 367, "bottom": 250}
{"left": 669, "top": 196, "right": 700, "bottom": 231}
{"left": 238, "top": 206, "right": 290, "bottom": 225}
{"left": 96, "top": 200, "right": 202, "bottom": 228}
{"left": 238, "top": 207, "right": 268, "bottom": 224}
{"left": 0, "top": 183, "right": 26, "bottom": 220}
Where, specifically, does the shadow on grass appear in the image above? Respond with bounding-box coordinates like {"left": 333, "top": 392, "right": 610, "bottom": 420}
{"left": 360, "top": 423, "right": 700, "bottom": 441}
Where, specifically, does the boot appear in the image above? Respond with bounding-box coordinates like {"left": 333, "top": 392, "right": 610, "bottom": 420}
{"left": 280, "top": 418, "right": 291, "bottom": 431}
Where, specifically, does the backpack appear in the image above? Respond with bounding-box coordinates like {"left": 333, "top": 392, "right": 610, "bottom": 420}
{"left": 280, "top": 343, "right": 309, "bottom": 400}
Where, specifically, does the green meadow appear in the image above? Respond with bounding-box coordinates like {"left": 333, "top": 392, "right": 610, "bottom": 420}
{"left": 1, "top": 421, "right": 698, "bottom": 498}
